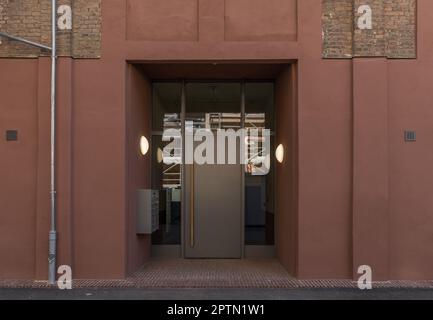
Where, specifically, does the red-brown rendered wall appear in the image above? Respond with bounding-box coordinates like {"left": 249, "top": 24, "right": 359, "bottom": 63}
{"left": 125, "top": 65, "right": 152, "bottom": 275}
{"left": 1, "top": 0, "right": 433, "bottom": 281}
{"left": 0, "top": 60, "right": 38, "bottom": 279}
{"left": 276, "top": 66, "right": 298, "bottom": 277}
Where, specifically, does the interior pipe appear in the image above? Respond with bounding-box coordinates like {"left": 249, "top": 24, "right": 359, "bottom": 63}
{"left": 48, "top": 0, "right": 57, "bottom": 286}
{"left": 0, "top": 1, "right": 58, "bottom": 285}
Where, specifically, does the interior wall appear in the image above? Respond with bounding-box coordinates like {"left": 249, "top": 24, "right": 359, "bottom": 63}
{"left": 275, "top": 65, "right": 298, "bottom": 276}
{"left": 126, "top": 64, "right": 152, "bottom": 275}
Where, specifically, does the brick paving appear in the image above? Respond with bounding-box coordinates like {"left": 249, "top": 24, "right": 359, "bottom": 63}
{"left": 1, "top": 259, "right": 433, "bottom": 289}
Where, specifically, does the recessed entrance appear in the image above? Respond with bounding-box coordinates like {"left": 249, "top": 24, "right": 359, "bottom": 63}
{"left": 151, "top": 81, "right": 276, "bottom": 259}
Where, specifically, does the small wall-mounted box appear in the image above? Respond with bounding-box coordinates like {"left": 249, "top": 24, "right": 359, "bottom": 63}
{"left": 6, "top": 130, "right": 18, "bottom": 141}
{"left": 136, "top": 189, "right": 159, "bottom": 235}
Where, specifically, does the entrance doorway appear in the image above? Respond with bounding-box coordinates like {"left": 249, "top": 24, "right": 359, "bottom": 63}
{"left": 151, "top": 81, "right": 275, "bottom": 259}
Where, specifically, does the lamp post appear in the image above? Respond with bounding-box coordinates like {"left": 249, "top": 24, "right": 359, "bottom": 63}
{"left": 0, "top": 0, "right": 57, "bottom": 285}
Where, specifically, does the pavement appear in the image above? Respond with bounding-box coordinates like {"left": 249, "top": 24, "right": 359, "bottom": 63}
{"left": 3, "top": 260, "right": 433, "bottom": 290}
{"left": 2, "top": 260, "right": 433, "bottom": 301}
{"left": 1, "top": 287, "right": 433, "bottom": 300}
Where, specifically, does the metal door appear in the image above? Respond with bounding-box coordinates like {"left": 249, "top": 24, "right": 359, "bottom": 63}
{"left": 184, "top": 161, "right": 242, "bottom": 258}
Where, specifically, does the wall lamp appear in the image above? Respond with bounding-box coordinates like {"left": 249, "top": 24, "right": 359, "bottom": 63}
{"left": 140, "top": 136, "right": 150, "bottom": 156}
{"left": 157, "top": 148, "right": 164, "bottom": 163}
{"left": 276, "top": 144, "right": 285, "bottom": 163}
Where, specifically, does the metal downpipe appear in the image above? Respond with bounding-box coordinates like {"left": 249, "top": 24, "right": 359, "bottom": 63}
{"left": 48, "top": 0, "right": 57, "bottom": 285}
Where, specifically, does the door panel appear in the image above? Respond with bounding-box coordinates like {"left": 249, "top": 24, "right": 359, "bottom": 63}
{"left": 184, "top": 82, "right": 243, "bottom": 258}
{"left": 185, "top": 163, "right": 242, "bottom": 258}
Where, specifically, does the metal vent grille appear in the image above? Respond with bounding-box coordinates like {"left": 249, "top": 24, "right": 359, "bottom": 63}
{"left": 404, "top": 131, "right": 417, "bottom": 142}
{"left": 6, "top": 130, "right": 18, "bottom": 141}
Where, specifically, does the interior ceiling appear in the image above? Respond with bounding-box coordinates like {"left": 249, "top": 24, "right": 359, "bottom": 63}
{"left": 138, "top": 63, "right": 289, "bottom": 80}
{"left": 149, "top": 63, "right": 281, "bottom": 114}
{"left": 187, "top": 83, "right": 240, "bottom": 103}
{"left": 154, "top": 82, "right": 274, "bottom": 114}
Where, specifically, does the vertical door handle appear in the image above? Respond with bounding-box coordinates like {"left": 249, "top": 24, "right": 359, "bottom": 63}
{"left": 190, "top": 163, "right": 195, "bottom": 248}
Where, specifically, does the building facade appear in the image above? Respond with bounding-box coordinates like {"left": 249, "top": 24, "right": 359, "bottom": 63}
{"left": 1, "top": 0, "right": 432, "bottom": 282}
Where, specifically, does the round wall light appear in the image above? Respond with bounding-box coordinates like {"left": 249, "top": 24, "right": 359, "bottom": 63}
{"left": 276, "top": 144, "right": 285, "bottom": 163}
{"left": 140, "top": 136, "right": 149, "bottom": 156}
{"left": 157, "top": 147, "right": 164, "bottom": 164}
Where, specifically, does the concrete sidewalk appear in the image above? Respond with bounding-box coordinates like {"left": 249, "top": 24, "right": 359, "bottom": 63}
{"left": 1, "top": 288, "right": 433, "bottom": 300}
